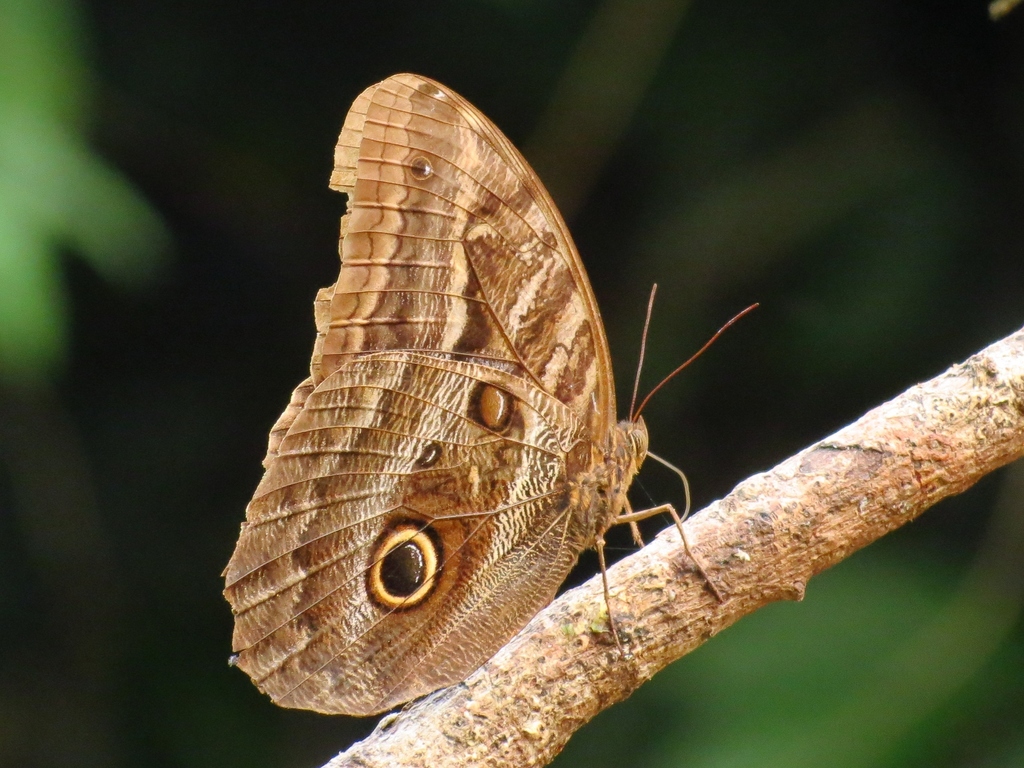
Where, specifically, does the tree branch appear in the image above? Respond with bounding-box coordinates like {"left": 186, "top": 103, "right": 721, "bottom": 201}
{"left": 323, "top": 326, "right": 1024, "bottom": 768}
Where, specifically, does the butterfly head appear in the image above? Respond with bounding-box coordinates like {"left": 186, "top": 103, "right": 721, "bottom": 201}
{"left": 610, "top": 416, "right": 649, "bottom": 494}
{"left": 624, "top": 416, "right": 649, "bottom": 468}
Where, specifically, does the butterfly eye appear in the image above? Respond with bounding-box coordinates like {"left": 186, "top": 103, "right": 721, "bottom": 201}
{"left": 628, "top": 424, "right": 648, "bottom": 462}
{"left": 409, "top": 156, "right": 433, "bottom": 180}
{"left": 368, "top": 526, "right": 440, "bottom": 609}
{"left": 471, "top": 383, "right": 514, "bottom": 432}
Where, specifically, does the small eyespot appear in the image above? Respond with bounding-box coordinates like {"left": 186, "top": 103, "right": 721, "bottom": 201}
{"left": 470, "top": 383, "right": 514, "bottom": 432}
{"left": 368, "top": 525, "right": 439, "bottom": 609}
{"left": 417, "top": 82, "right": 445, "bottom": 99}
{"left": 414, "top": 441, "right": 442, "bottom": 468}
{"left": 409, "top": 155, "right": 433, "bottom": 180}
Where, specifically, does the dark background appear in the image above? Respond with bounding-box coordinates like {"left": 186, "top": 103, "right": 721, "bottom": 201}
{"left": 2, "top": 1, "right": 1023, "bottom": 767}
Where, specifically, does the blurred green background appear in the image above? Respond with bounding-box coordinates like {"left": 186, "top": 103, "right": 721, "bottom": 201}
{"left": 1, "top": 1, "right": 1023, "bottom": 766}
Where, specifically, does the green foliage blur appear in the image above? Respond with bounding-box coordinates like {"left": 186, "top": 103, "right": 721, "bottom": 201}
{"left": 0, "top": 0, "right": 166, "bottom": 383}
{"left": 0, "top": 1, "right": 1021, "bottom": 767}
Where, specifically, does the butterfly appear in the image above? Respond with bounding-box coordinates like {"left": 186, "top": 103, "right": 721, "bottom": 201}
{"left": 223, "top": 73, "right": 706, "bottom": 716}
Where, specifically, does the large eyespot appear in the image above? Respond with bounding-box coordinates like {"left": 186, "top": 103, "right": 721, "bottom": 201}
{"left": 368, "top": 525, "right": 440, "bottom": 609}
{"left": 470, "top": 383, "right": 514, "bottom": 432}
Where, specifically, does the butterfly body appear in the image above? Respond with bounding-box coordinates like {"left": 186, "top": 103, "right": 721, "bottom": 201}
{"left": 224, "top": 74, "right": 650, "bottom": 715}
{"left": 565, "top": 418, "right": 649, "bottom": 547}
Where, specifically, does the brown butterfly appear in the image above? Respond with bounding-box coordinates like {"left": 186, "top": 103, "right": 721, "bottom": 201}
{"left": 223, "top": 73, "right": 705, "bottom": 716}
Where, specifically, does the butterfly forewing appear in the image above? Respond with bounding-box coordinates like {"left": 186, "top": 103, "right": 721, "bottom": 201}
{"left": 321, "top": 74, "right": 615, "bottom": 423}
{"left": 224, "top": 74, "right": 623, "bottom": 715}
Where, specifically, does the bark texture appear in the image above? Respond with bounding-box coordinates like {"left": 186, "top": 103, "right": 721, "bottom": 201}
{"left": 323, "top": 326, "right": 1024, "bottom": 768}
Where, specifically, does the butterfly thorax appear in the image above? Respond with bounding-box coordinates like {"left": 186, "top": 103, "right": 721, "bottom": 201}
{"left": 567, "top": 416, "right": 649, "bottom": 545}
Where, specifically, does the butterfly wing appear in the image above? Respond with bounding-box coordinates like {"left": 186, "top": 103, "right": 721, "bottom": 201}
{"left": 319, "top": 73, "right": 615, "bottom": 424}
{"left": 225, "top": 352, "right": 592, "bottom": 714}
{"left": 224, "top": 74, "right": 616, "bottom": 714}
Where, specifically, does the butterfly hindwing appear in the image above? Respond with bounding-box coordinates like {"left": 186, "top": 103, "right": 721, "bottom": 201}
{"left": 224, "top": 352, "right": 592, "bottom": 714}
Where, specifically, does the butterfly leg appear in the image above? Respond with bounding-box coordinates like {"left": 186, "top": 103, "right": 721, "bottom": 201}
{"left": 625, "top": 501, "right": 645, "bottom": 548}
{"left": 595, "top": 533, "right": 629, "bottom": 655}
{"left": 615, "top": 503, "right": 724, "bottom": 602}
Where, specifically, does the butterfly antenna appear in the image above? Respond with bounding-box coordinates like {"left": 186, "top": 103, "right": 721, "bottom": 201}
{"left": 633, "top": 303, "right": 759, "bottom": 419}
{"left": 629, "top": 284, "right": 658, "bottom": 422}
